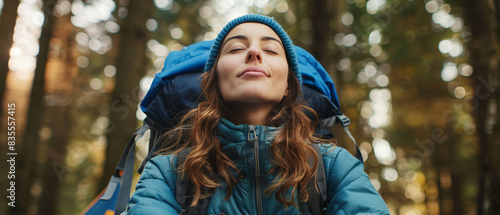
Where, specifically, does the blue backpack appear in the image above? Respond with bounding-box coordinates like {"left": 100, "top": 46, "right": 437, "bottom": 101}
{"left": 82, "top": 40, "right": 362, "bottom": 215}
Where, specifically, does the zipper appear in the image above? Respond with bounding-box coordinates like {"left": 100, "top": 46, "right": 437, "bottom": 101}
{"left": 249, "top": 125, "right": 263, "bottom": 215}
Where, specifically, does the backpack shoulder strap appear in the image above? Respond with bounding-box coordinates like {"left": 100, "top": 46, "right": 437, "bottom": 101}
{"left": 304, "top": 144, "right": 327, "bottom": 215}
{"left": 335, "top": 114, "right": 363, "bottom": 163}
{"left": 176, "top": 147, "right": 209, "bottom": 215}
{"left": 112, "top": 122, "right": 150, "bottom": 215}
{"left": 175, "top": 147, "right": 191, "bottom": 209}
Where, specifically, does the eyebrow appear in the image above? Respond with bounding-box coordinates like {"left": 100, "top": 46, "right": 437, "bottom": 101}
{"left": 261, "top": 36, "right": 283, "bottom": 47}
{"left": 222, "top": 35, "right": 283, "bottom": 47}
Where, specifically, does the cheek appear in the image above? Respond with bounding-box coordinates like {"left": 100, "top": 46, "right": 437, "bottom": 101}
{"left": 271, "top": 59, "right": 289, "bottom": 76}
{"left": 216, "top": 71, "right": 228, "bottom": 94}
{"left": 216, "top": 58, "right": 236, "bottom": 80}
{"left": 216, "top": 64, "right": 233, "bottom": 100}
{"left": 273, "top": 63, "right": 289, "bottom": 87}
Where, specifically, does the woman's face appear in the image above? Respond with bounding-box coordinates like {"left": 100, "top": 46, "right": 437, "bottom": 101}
{"left": 216, "top": 23, "right": 289, "bottom": 108}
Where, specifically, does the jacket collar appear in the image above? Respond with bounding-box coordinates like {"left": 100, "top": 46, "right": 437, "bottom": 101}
{"left": 217, "top": 118, "right": 281, "bottom": 146}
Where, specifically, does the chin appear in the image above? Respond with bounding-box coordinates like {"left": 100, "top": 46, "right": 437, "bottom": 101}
{"left": 226, "top": 95, "right": 283, "bottom": 105}
{"left": 221, "top": 88, "right": 285, "bottom": 105}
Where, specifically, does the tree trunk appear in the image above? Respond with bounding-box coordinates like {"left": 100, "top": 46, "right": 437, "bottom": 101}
{"left": 434, "top": 130, "right": 449, "bottom": 215}
{"left": 36, "top": 103, "right": 72, "bottom": 215}
{"left": 36, "top": 8, "right": 77, "bottom": 214}
{"left": 309, "top": 0, "right": 336, "bottom": 67}
{"left": 0, "top": 0, "right": 20, "bottom": 112}
{"left": 98, "top": 0, "right": 154, "bottom": 191}
{"left": 462, "top": 0, "right": 500, "bottom": 214}
{"left": 14, "top": 0, "right": 56, "bottom": 214}
{"left": 309, "top": 0, "right": 343, "bottom": 87}
{"left": 492, "top": 1, "right": 500, "bottom": 214}
{"left": 448, "top": 133, "right": 464, "bottom": 215}
{"left": 0, "top": 3, "right": 20, "bottom": 215}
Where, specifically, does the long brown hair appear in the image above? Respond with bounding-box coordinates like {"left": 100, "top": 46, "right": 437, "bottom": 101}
{"left": 159, "top": 61, "right": 327, "bottom": 208}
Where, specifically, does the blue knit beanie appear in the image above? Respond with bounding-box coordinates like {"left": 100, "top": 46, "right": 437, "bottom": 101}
{"left": 204, "top": 14, "right": 302, "bottom": 84}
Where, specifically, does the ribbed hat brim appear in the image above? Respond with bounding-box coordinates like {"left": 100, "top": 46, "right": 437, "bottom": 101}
{"left": 204, "top": 14, "right": 302, "bottom": 84}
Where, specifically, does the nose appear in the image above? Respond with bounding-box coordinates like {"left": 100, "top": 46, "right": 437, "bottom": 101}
{"left": 246, "top": 47, "right": 262, "bottom": 63}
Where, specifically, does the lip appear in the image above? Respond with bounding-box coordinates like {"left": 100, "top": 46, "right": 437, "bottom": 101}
{"left": 238, "top": 67, "right": 269, "bottom": 77}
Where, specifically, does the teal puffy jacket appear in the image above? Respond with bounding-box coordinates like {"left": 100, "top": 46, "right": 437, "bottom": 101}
{"left": 124, "top": 119, "right": 390, "bottom": 214}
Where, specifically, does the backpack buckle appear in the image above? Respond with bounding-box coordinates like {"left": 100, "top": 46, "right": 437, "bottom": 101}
{"left": 336, "top": 114, "right": 351, "bottom": 127}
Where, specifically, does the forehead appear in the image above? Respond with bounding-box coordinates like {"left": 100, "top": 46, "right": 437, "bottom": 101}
{"left": 224, "top": 23, "right": 281, "bottom": 42}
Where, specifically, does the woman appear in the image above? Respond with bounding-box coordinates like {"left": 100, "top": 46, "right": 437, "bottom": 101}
{"left": 124, "top": 14, "right": 390, "bottom": 214}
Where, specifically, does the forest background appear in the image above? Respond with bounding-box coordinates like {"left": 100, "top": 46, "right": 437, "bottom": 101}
{"left": 0, "top": 0, "right": 498, "bottom": 214}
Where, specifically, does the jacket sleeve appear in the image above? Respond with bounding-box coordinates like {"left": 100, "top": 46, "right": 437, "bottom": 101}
{"left": 122, "top": 155, "right": 182, "bottom": 214}
{"left": 322, "top": 146, "right": 390, "bottom": 215}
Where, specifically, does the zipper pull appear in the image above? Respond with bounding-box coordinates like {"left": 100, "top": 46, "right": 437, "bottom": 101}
{"left": 248, "top": 125, "right": 257, "bottom": 141}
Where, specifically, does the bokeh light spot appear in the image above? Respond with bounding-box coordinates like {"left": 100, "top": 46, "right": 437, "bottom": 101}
{"left": 338, "top": 58, "right": 351, "bottom": 71}
{"left": 369, "top": 30, "right": 382, "bottom": 45}
{"left": 425, "top": 0, "right": 439, "bottom": 13}
{"left": 88, "top": 38, "right": 102, "bottom": 51}
{"left": 170, "top": 27, "right": 183, "bottom": 39}
{"left": 376, "top": 75, "right": 389, "bottom": 87}
{"left": 341, "top": 12, "right": 354, "bottom": 26}
{"left": 154, "top": 0, "right": 173, "bottom": 9}
{"left": 140, "top": 76, "right": 154, "bottom": 92}
{"left": 90, "top": 78, "right": 103, "bottom": 90}
{"left": 382, "top": 167, "right": 398, "bottom": 182}
{"left": 105, "top": 21, "right": 120, "bottom": 33}
{"left": 370, "top": 45, "right": 382, "bottom": 57}
{"left": 104, "top": 65, "right": 116, "bottom": 77}
{"left": 77, "top": 56, "right": 89, "bottom": 68}
{"left": 441, "top": 63, "right": 458, "bottom": 82}
{"left": 10, "top": 47, "right": 23, "bottom": 57}
{"left": 373, "top": 138, "right": 396, "bottom": 165}
{"left": 276, "top": 2, "right": 288, "bottom": 13}
{"left": 454, "top": 87, "right": 466, "bottom": 98}
{"left": 364, "top": 63, "right": 378, "bottom": 77}
{"left": 370, "top": 178, "right": 381, "bottom": 191}
{"left": 343, "top": 34, "right": 357, "bottom": 47}
{"left": 147, "top": 39, "right": 169, "bottom": 57}
{"left": 357, "top": 72, "right": 369, "bottom": 84}
{"left": 459, "top": 64, "right": 473, "bottom": 76}
{"left": 146, "top": 19, "right": 158, "bottom": 31}
{"left": 334, "top": 33, "right": 345, "bottom": 46}
{"left": 438, "top": 39, "right": 452, "bottom": 53}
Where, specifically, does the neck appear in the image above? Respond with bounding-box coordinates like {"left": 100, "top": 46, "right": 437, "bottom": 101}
{"left": 226, "top": 102, "right": 275, "bottom": 125}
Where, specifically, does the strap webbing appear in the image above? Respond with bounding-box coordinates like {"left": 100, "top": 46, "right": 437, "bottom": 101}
{"left": 304, "top": 144, "right": 327, "bottom": 215}
{"left": 319, "top": 114, "right": 363, "bottom": 163}
{"left": 176, "top": 148, "right": 192, "bottom": 207}
{"left": 312, "top": 145, "right": 327, "bottom": 205}
{"left": 113, "top": 123, "right": 150, "bottom": 215}
{"left": 100, "top": 176, "right": 121, "bottom": 200}
{"left": 334, "top": 114, "right": 363, "bottom": 163}
{"left": 176, "top": 147, "right": 209, "bottom": 215}
{"left": 343, "top": 125, "right": 363, "bottom": 163}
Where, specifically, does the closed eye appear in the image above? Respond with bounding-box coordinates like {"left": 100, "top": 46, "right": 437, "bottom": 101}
{"left": 229, "top": 48, "right": 245, "bottom": 53}
{"left": 264, "top": 50, "right": 278, "bottom": 54}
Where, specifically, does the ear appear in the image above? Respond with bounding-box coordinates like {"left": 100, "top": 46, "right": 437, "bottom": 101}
{"left": 284, "top": 88, "right": 289, "bottom": 97}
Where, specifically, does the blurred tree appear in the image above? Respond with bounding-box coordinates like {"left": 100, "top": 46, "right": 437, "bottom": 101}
{"left": 14, "top": 0, "right": 56, "bottom": 214}
{"left": 309, "top": 0, "right": 335, "bottom": 68}
{"left": 0, "top": 1, "right": 21, "bottom": 213}
{"left": 333, "top": 1, "right": 480, "bottom": 214}
{"left": 153, "top": 0, "right": 208, "bottom": 46}
{"left": 495, "top": 0, "right": 500, "bottom": 213}
{"left": 98, "top": 0, "right": 154, "bottom": 191}
{"left": 0, "top": 0, "right": 20, "bottom": 113}
{"left": 462, "top": 0, "right": 500, "bottom": 214}
{"left": 35, "top": 4, "right": 78, "bottom": 214}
